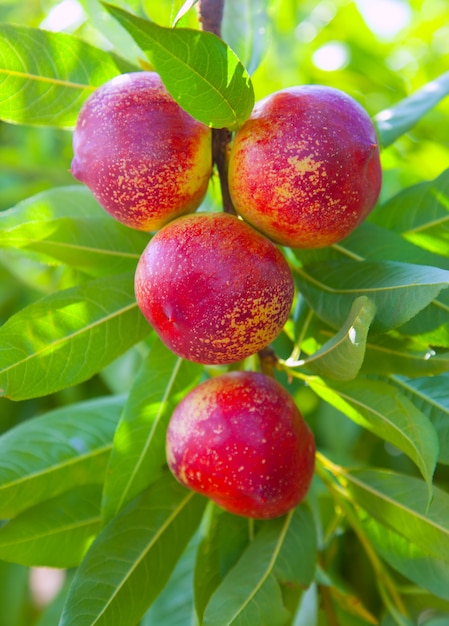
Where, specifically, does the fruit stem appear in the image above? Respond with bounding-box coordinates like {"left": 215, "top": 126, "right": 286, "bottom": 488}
{"left": 315, "top": 452, "right": 410, "bottom": 620}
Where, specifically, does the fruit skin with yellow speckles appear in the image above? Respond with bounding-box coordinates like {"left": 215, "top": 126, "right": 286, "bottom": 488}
{"left": 228, "top": 85, "right": 382, "bottom": 249}
{"left": 134, "top": 212, "right": 294, "bottom": 365}
{"left": 166, "top": 371, "right": 316, "bottom": 519}
{"left": 71, "top": 72, "right": 212, "bottom": 231}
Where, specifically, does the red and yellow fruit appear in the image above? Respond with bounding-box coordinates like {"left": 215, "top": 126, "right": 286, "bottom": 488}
{"left": 71, "top": 71, "right": 212, "bottom": 231}
{"left": 166, "top": 370, "right": 316, "bottom": 519}
{"left": 134, "top": 212, "right": 294, "bottom": 365}
{"left": 228, "top": 85, "right": 382, "bottom": 248}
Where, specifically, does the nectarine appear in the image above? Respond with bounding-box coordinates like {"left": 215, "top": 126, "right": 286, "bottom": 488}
{"left": 228, "top": 85, "right": 382, "bottom": 248}
{"left": 166, "top": 371, "right": 316, "bottom": 519}
{"left": 71, "top": 72, "right": 212, "bottom": 231}
{"left": 134, "top": 212, "right": 294, "bottom": 365}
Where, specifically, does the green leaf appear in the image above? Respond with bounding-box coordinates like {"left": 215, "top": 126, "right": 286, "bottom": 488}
{"left": 0, "top": 562, "right": 29, "bottom": 626}
{"left": 374, "top": 71, "right": 449, "bottom": 147}
{"left": 0, "top": 187, "right": 149, "bottom": 276}
{"left": 59, "top": 473, "right": 206, "bottom": 626}
{"left": 362, "top": 334, "right": 449, "bottom": 377}
{"left": 338, "top": 220, "right": 449, "bottom": 268}
{"left": 310, "top": 378, "right": 439, "bottom": 489}
{"left": 294, "top": 259, "right": 449, "bottom": 333}
{"left": 202, "top": 514, "right": 298, "bottom": 626}
{"left": 0, "top": 486, "right": 101, "bottom": 568}
{"left": 142, "top": 532, "right": 199, "bottom": 626}
{"left": 222, "top": 0, "right": 270, "bottom": 75}
{"left": 0, "top": 24, "right": 122, "bottom": 127}
{"left": 361, "top": 513, "right": 449, "bottom": 602}
{"left": 0, "top": 395, "right": 123, "bottom": 518}
{"left": 194, "top": 506, "right": 251, "bottom": 623}
{"left": 288, "top": 296, "right": 376, "bottom": 381}
{"left": 0, "top": 272, "right": 150, "bottom": 400}
{"left": 398, "top": 289, "right": 449, "bottom": 348}
{"left": 369, "top": 168, "right": 449, "bottom": 257}
{"left": 343, "top": 469, "right": 449, "bottom": 562}
{"left": 78, "top": 0, "right": 144, "bottom": 66}
{"left": 103, "top": 3, "right": 254, "bottom": 129}
{"left": 391, "top": 374, "right": 449, "bottom": 465}
{"left": 272, "top": 504, "right": 317, "bottom": 587}
{"left": 102, "top": 338, "right": 203, "bottom": 523}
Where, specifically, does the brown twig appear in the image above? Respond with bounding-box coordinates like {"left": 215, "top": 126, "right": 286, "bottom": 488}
{"left": 197, "top": 0, "right": 224, "bottom": 38}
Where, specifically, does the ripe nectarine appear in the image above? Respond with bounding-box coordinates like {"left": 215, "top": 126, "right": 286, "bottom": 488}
{"left": 166, "top": 371, "right": 316, "bottom": 519}
{"left": 71, "top": 72, "right": 212, "bottom": 231}
{"left": 228, "top": 85, "right": 382, "bottom": 248}
{"left": 134, "top": 212, "right": 294, "bottom": 365}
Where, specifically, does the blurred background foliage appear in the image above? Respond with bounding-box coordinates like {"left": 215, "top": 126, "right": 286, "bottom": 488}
{"left": 1, "top": 1, "right": 449, "bottom": 624}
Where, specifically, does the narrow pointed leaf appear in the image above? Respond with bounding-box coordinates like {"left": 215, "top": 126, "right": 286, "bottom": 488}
{"left": 292, "top": 296, "right": 375, "bottom": 381}
{"left": 398, "top": 288, "right": 449, "bottom": 347}
{"left": 60, "top": 473, "right": 206, "bottom": 626}
{"left": 362, "top": 334, "right": 449, "bottom": 377}
{"left": 272, "top": 504, "right": 317, "bottom": 586}
{"left": 202, "top": 513, "right": 298, "bottom": 626}
{"left": 194, "top": 507, "right": 251, "bottom": 623}
{"left": 0, "top": 486, "right": 101, "bottom": 568}
{"left": 103, "top": 3, "right": 254, "bottom": 129}
{"left": 222, "top": 0, "right": 270, "bottom": 75}
{"left": 374, "top": 71, "right": 449, "bottom": 147}
{"left": 0, "top": 187, "right": 148, "bottom": 276}
{"left": 0, "top": 273, "right": 150, "bottom": 400}
{"left": 343, "top": 469, "right": 449, "bottom": 562}
{"left": 391, "top": 374, "right": 449, "bottom": 465}
{"left": 0, "top": 24, "right": 122, "bottom": 127}
{"left": 102, "top": 338, "right": 202, "bottom": 523}
{"left": 142, "top": 532, "right": 199, "bottom": 626}
{"left": 78, "top": 0, "right": 144, "bottom": 65}
{"left": 310, "top": 378, "right": 439, "bottom": 489}
{"left": 0, "top": 395, "right": 123, "bottom": 518}
{"left": 369, "top": 168, "right": 449, "bottom": 257}
{"left": 295, "top": 259, "right": 449, "bottom": 332}
{"left": 361, "top": 513, "right": 449, "bottom": 602}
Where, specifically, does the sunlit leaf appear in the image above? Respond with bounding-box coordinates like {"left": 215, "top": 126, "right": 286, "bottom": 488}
{"left": 104, "top": 3, "right": 254, "bottom": 129}
{"left": 60, "top": 473, "right": 206, "bottom": 626}
{"left": 102, "top": 338, "right": 202, "bottom": 523}
{"left": 369, "top": 168, "right": 449, "bottom": 258}
{"left": 361, "top": 513, "right": 449, "bottom": 602}
{"left": 310, "top": 378, "right": 439, "bottom": 489}
{"left": 78, "top": 0, "right": 143, "bottom": 65}
{"left": 343, "top": 469, "right": 449, "bottom": 561}
{"left": 375, "top": 71, "right": 449, "bottom": 147}
{"left": 295, "top": 259, "right": 449, "bottom": 332}
{"left": 222, "top": 0, "right": 270, "bottom": 75}
{"left": 0, "top": 395, "right": 123, "bottom": 517}
{"left": 0, "top": 187, "right": 148, "bottom": 276}
{"left": 0, "top": 486, "right": 101, "bottom": 568}
{"left": 391, "top": 374, "right": 449, "bottom": 465}
{"left": 0, "top": 24, "right": 122, "bottom": 127}
{"left": 0, "top": 273, "right": 150, "bottom": 400}
{"left": 290, "top": 296, "right": 375, "bottom": 381}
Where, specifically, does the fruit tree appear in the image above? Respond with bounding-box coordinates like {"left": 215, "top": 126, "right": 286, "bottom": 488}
{"left": 1, "top": 1, "right": 449, "bottom": 625}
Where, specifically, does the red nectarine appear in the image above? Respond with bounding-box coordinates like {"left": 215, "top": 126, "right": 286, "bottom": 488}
{"left": 134, "top": 212, "right": 294, "bottom": 365}
{"left": 228, "top": 85, "right": 382, "bottom": 248}
{"left": 166, "top": 371, "right": 316, "bottom": 519}
{"left": 71, "top": 72, "right": 212, "bottom": 231}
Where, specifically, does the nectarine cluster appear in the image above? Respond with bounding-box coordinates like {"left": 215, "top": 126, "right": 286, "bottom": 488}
{"left": 71, "top": 70, "right": 382, "bottom": 517}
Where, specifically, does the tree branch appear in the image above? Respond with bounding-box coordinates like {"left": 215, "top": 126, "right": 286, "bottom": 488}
{"left": 197, "top": 0, "right": 224, "bottom": 38}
